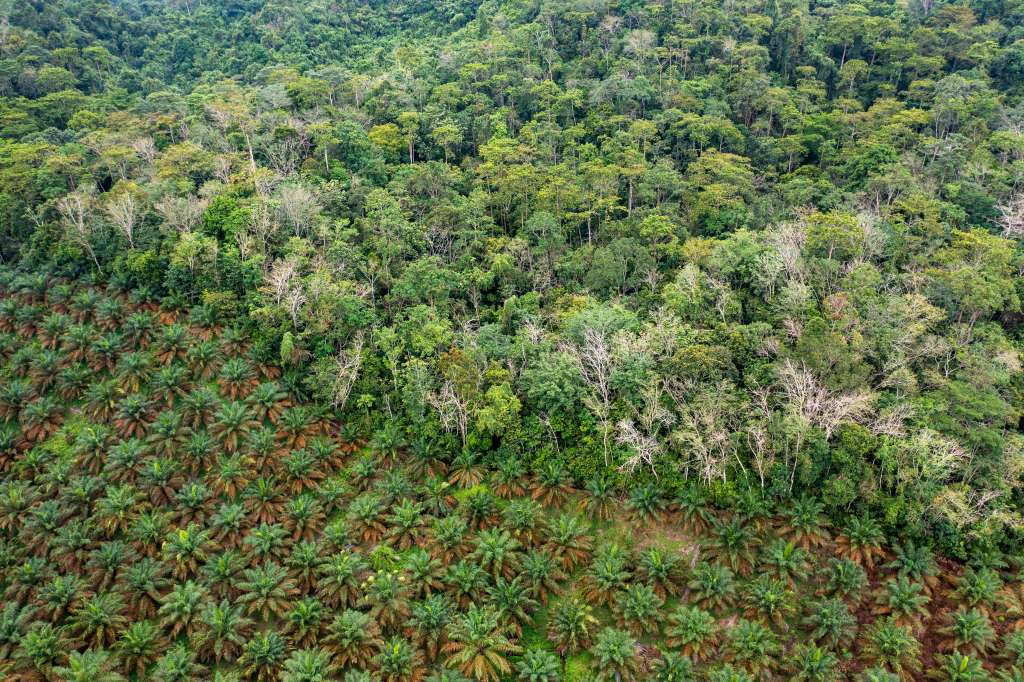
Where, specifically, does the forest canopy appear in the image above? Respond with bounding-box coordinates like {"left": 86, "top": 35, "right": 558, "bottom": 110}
{"left": 1, "top": 0, "right": 1024, "bottom": 555}
{"left": 6, "top": 1, "right": 1024, "bottom": 680}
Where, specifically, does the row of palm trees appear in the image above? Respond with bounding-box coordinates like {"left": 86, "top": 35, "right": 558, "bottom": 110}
{"left": 0, "top": 275, "right": 1022, "bottom": 681}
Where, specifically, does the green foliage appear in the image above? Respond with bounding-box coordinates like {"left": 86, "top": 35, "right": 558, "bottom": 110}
{"left": 2, "top": 0, "right": 1024, "bottom": 674}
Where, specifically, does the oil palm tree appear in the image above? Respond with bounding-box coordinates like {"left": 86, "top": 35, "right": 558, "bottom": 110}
{"left": 823, "top": 557, "right": 869, "bottom": 604}
{"left": 448, "top": 452, "right": 485, "bottom": 490}
{"left": 531, "top": 460, "right": 573, "bottom": 508}
{"left": 521, "top": 549, "right": 564, "bottom": 605}
{"left": 52, "top": 648, "right": 127, "bottom": 682}
{"left": 286, "top": 540, "right": 324, "bottom": 593}
{"left": 836, "top": 516, "right": 886, "bottom": 569}
{"left": 37, "top": 573, "right": 87, "bottom": 623}
{"left": 637, "top": 546, "right": 684, "bottom": 599}
{"left": 938, "top": 608, "right": 996, "bottom": 656}
{"left": 180, "top": 387, "right": 219, "bottom": 430}
{"left": 461, "top": 488, "right": 498, "bottom": 531}
{"left": 802, "top": 597, "right": 857, "bottom": 650}
{"left": 94, "top": 297, "right": 124, "bottom": 331}
{"left": 346, "top": 492, "right": 387, "bottom": 543}
{"left": 211, "top": 401, "right": 259, "bottom": 452}
{"left": 666, "top": 605, "right": 718, "bottom": 661}
{"left": 787, "top": 644, "right": 839, "bottom": 682}
{"left": 472, "top": 528, "right": 522, "bottom": 580}
{"left": 544, "top": 514, "right": 592, "bottom": 571}
{"left": 244, "top": 522, "right": 290, "bottom": 565}
{"left": 386, "top": 499, "right": 428, "bottom": 550}
{"left": 90, "top": 332, "right": 124, "bottom": 373}
{"left": 122, "top": 310, "right": 157, "bottom": 348}
{"left": 928, "top": 652, "right": 990, "bottom": 682}
{"left": 237, "top": 562, "right": 299, "bottom": 621}
{"left": 117, "top": 620, "right": 167, "bottom": 676}
{"left": 516, "top": 648, "right": 561, "bottom": 682}
{"left": 189, "top": 303, "right": 222, "bottom": 340}
{"left": 491, "top": 458, "right": 527, "bottom": 499}
{"left": 744, "top": 575, "right": 798, "bottom": 631}
{"left": 151, "top": 364, "right": 190, "bottom": 408}
{"left": 19, "top": 396, "right": 64, "bottom": 444}
{"left": 156, "top": 324, "right": 190, "bottom": 364}
{"left": 443, "top": 605, "right": 520, "bottom": 682}
{"left": 405, "top": 549, "right": 445, "bottom": 598}
{"left": 158, "top": 580, "right": 208, "bottom": 639}
{"left": 193, "top": 599, "right": 252, "bottom": 663}
{"left": 284, "top": 596, "right": 324, "bottom": 648}
{"left": 954, "top": 567, "right": 1002, "bottom": 617}
{"left": 218, "top": 357, "right": 259, "bottom": 400}
{"left": 547, "top": 595, "right": 598, "bottom": 656}
{"left": 113, "top": 394, "right": 151, "bottom": 439}
{"left": 163, "top": 524, "right": 217, "bottom": 580}
{"left": 116, "top": 351, "right": 153, "bottom": 393}
{"left": 316, "top": 551, "right": 368, "bottom": 609}
{"left": 705, "top": 517, "right": 760, "bottom": 577}
{"left": 13, "top": 621, "right": 72, "bottom": 678}
{"left": 861, "top": 617, "right": 922, "bottom": 680}
{"left": 324, "top": 609, "right": 381, "bottom": 669}
{"left": 590, "top": 627, "right": 645, "bottom": 682}
{"left": 0, "top": 602, "right": 29, "bottom": 659}
{"left": 874, "top": 577, "right": 931, "bottom": 630}
{"left": 501, "top": 498, "right": 546, "bottom": 548}
{"left": 705, "top": 663, "right": 756, "bottom": 682}
{"left": 239, "top": 630, "right": 288, "bottom": 682}
{"left": 151, "top": 643, "right": 208, "bottom": 682}
{"left": 583, "top": 543, "right": 632, "bottom": 606}
{"left": 84, "top": 379, "right": 120, "bottom": 422}
{"left": 376, "top": 636, "right": 427, "bottom": 682}
{"left": 887, "top": 542, "right": 941, "bottom": 596}
{"left": 277, "top": 406, "right": 317, "bottom": 451}
{"left": 209, "top": 454, "right": 251, "bottom": 502}
{"left": 614, "top": 582, "right": 664, "bottom": 636}
{"left": 580, "top": 475, "right": 617, "bottom": 522}
{"left": 360, "top": 570, "right": 412, "bottom": 633}
{"left": 762, "top": 539, "right": 810, "bottom": 587}
{"left": 487, "top": 576, "right": 537, "bottom": 637}
{"left": 689, "top": 561, "right": 738, "bottom": 611}
{"left": 70, "top": 591, "right": 128, "bottom": 648}
{"left": 281, "top": 647, "right": 339, "bottom": 682}
{"left": 408, "top": 594, "right": 454, "bottom": 661}
{"left": 430, "top": 515, "right": 470, "bottom": 566}
{"left": 245, "top": 477, "right": 286, "bottom": 526}
{"left": 723, "top": 618, "right": 779, "bottom": 679}
{"left": 626, "top": 483, "right": 667, "bottom": 526}
{"left": 247, "top": 381, "right": 291, "bottom": 423}
{"left": 57, "top": 362, "right": 93, "bottom": 401}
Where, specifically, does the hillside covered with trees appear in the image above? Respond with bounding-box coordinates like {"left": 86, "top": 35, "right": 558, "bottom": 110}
{"left": 2, "top": 0, "right": 1024, "bottom": 679}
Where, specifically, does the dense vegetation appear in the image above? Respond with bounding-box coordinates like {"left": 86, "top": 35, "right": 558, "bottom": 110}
{"left": 0, "top": 280, "right": 1023, "bottom": 681}
{"left": 2, "top": 0, "right": 1024, "bottom": 677}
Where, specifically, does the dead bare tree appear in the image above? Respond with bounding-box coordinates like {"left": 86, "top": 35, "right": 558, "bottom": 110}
{"left": 667, "top": 381, "right": 744, "bottom": 486}
{"left": 563, "top": 327, "right": 617, "bottom": 466}
{"left": 325, "top": 334, "right": 365, "bottom": 411}
{"left": 428, "top": 379, "right": 470, "bottom": 447}
{"left": 132, "top": 137, "right": 158, "bottom": 167}
{"left": 236, "top": 201, "right": 280, "bottom": 264}
{"left": 56, "top": 190, "right": 101, "bottom": 272}
{"left": 616, "top": 383, "right": 674, "bottom": 477}
{"left": 756, "top": 360, "right": 878, "bottom": 492}
{"left": 155, "top": 195, "right": 208, "bottom": 234}
{"left": 105, "top": 193, "right": 142, "bottom": 248}
{"left": 777, "top": 359, "right": 877, "bottom": 440}
{"left": 264, "top": 257, "right": 306, "bottom": 327}
{"left": 278, "top": 184, "right": 321, "bottom": 237}
{"left": 998, "top": 192, "right": 1024, "bottom": 239}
